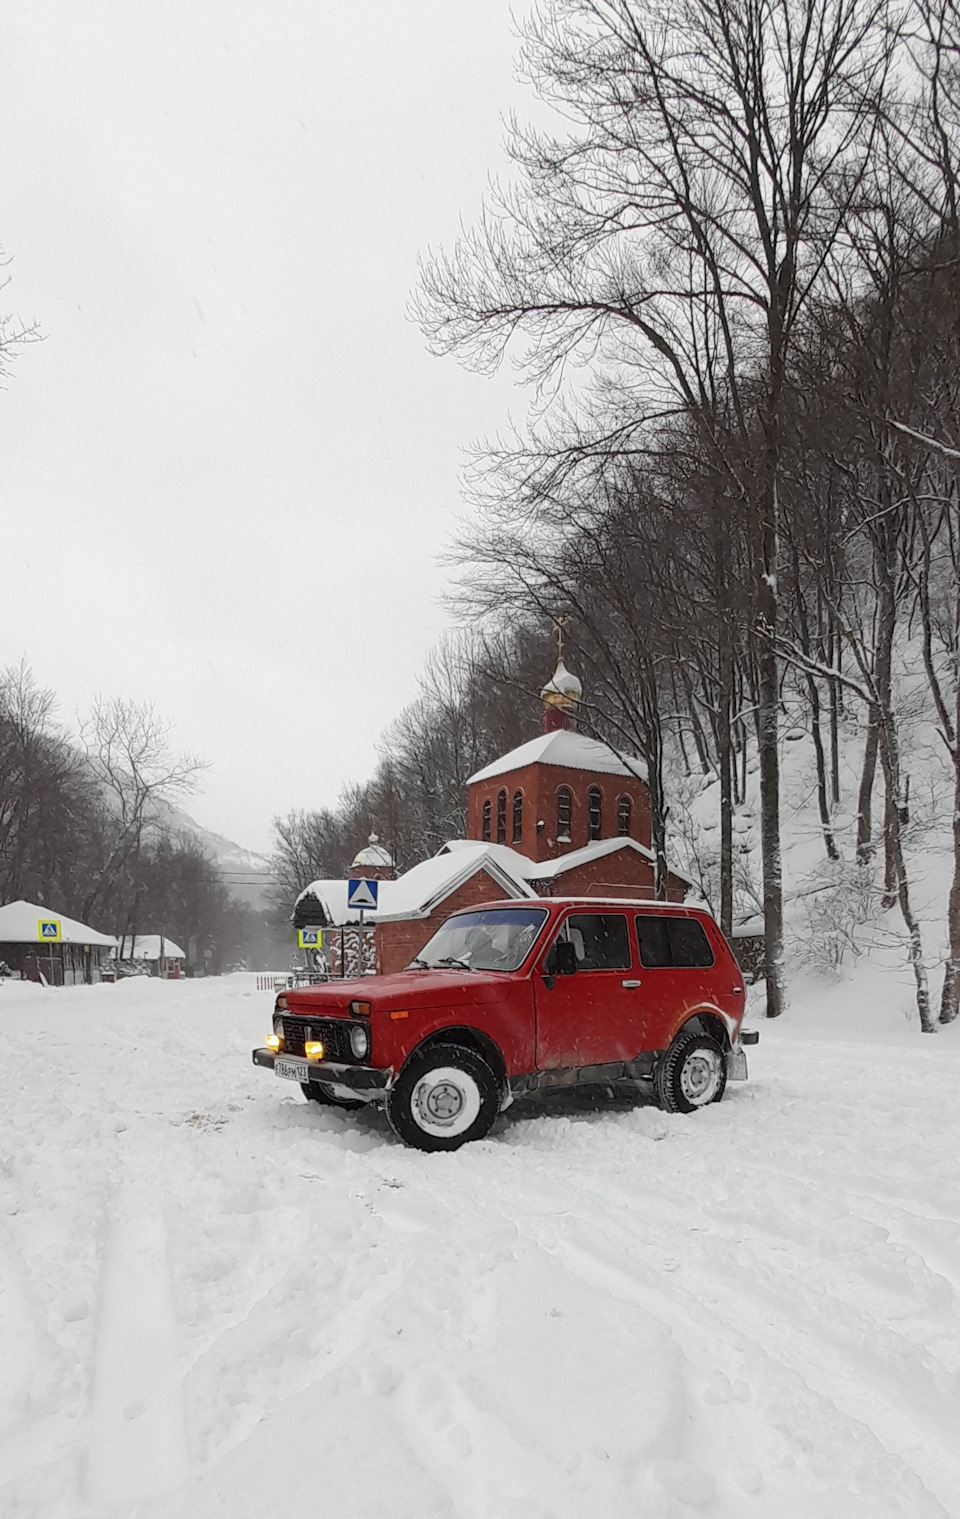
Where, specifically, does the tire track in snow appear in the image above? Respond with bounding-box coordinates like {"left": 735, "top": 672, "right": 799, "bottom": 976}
{"left": 396, "top": 1369, "right": 573, "bottom": 1519}
{"left": 513, "top": 1190, "right": 958, "bottom": 1517}
{"left": 424, "top": 1126, "right": 955, "bottom": 1513}
{"left": 85, "top": 1190, "right": 189, "bottom": 1508}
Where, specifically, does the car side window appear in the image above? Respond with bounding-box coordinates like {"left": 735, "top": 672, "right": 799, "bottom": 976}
{"left": 558, "top": 913, "right": 631, "bottom": 970}
{"left": 635, "top": 915, "right": 715, "bottom": 969}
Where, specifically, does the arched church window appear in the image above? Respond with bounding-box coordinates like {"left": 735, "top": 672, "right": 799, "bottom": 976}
{"left": 512, "top": 790, "right": 523, "bottom": 844}
{"left": 557, "top": 787, "right": 572, "bottom": 842}
{"left": 496, "top": 788, "right": 507, "bottom": 844}
{"left": 588, "top": 786, "right": 602, "bottom": 840}
{"left": 617, "top": 795, "right": 632, "bottom": 837}
{"left": 482, "top": 798, "right": 491, "bottom": 841}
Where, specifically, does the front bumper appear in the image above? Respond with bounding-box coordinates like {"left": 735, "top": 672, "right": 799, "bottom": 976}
{"left": 252, "top": 1047, "right": 390, "bottom": 1097}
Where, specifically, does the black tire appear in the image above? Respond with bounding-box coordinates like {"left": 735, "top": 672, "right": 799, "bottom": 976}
{"left": 300, "top": 1081, "right": 365, "bottom": 1112}
{"left": 655, "top": 1031, "right": 727, "bottom": 1114}
{"left": 386, "top": 1043, "right": 500, "bottom": 1152}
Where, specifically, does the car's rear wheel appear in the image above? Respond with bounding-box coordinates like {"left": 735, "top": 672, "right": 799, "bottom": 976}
{"left": 386, "top": 1044, "right": 500, "bottom": 1152}
{"left": 655, "top": 1031, "right": 726, "bottom": 1114}
{"left": 301, "top": 1081, "right": 365, "bottom": 1112}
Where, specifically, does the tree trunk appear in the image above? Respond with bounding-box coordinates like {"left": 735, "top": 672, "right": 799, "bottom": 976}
{"left": 642, "top": 669, "right": 669, "bottom": 901}
{"left": 828, "top": 625, "right": 841, "bottom": 807}
{"left": 877, "top": 717, "right": 934, "bottom": 1032}
{"left": 758, "top": 634, "right": 786, "bottom": 1016}
{"left": 807, "top": 673, "right": 839, "bottom": 861}
{"left": 717, "top": 517, "right": 734, "bottom": 935}
{"left": 719, "top": 719, "right": 734, "bottom": 938}
{"left": 756, "top": 446, "right": 786, "bottom": 1018}
{"left": 882, "top": 781, "right": 898, "bottom": 909}
{"left": 940, "top": 681, "right": 960, "bottom": 1025}
{"left": 857, "top": 709, "right": 880, "bottom": 863}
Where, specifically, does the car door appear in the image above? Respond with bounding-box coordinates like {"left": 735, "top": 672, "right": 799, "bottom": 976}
{"left": 633, "top": 912, "right": 723, "bottom": 1049}
{"left": 533, "top": 911, "right": 638, "bottom": 1069}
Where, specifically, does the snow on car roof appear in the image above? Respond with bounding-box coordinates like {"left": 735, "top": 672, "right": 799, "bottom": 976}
{"left": 454, "top": 895, "right": 714, "bottom": 914}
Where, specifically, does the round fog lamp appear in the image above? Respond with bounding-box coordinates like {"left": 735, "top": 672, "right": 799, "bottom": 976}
{"left": 349, "top": 1024, "right": 370, "bottom": 1060}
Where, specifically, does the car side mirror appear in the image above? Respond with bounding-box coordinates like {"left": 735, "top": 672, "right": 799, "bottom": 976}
{"left": 551, "top": 941, "right": 578, "bottom": 976}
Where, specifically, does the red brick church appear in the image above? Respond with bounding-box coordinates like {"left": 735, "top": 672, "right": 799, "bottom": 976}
{"left": 294, "top": 658, "right": 691, "bottom": 974}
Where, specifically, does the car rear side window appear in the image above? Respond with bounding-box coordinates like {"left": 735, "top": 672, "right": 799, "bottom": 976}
{"left": 559, "top": 913, "right": 631, "bottom": 970}
{"left": 635, "top": 915, "right": 715, "bottom": 969}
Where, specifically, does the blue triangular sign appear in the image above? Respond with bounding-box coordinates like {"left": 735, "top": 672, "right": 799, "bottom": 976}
{"left": 347, "top": 877, "right": 378, "bottom": 910}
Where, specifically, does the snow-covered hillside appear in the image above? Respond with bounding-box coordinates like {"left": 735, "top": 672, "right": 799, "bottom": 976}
{"left": 167, "top": 807, "right": 274, "bottom": 908}
{"left": 671, "top": 647, "right": 957, "bottom": 1022}
{"left": 1, "top": 975, "right": 958, "bottom": 1518}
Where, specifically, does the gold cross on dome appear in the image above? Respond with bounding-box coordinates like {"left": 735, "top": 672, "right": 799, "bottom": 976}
{"left": 554, "top": 614, "right": 567, "bottom": 664}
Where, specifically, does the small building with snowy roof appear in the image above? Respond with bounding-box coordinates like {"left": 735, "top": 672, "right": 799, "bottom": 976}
{"left": 115, "top": 934, "right": 186, "bottom": 978}
{"left": 0, "top": 900, "right": 117, "bottom": 985}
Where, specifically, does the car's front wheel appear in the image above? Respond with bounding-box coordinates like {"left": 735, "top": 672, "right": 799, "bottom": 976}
{"left": 655, "top": 1031, "right": 727, "bottom": 1114}
{"left": 386, "top": 1044, "right": 500, "bottom": 1152}
{"left": 301, "top": 1081, "right": 365, "bottom": 1112}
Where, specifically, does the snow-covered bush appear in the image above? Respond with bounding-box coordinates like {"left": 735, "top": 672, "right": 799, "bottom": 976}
{"left": 798, "top": 865, "right": 878, "bottom": 976}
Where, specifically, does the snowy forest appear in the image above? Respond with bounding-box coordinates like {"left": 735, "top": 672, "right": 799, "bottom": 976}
{"left": 0, "top": 667, "right": 272, "bottom": 970}
{"left": 273, "top": 0, "right": 960, "bottom": 1034}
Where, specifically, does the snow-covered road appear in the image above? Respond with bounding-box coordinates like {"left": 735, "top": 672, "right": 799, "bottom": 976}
{"left": 1, "top": 974, "right": 959, "bottom": 1519}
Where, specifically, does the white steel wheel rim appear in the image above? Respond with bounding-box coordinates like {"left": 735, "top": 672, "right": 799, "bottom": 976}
{"left": 411, "top": 1066, "right": 482, "bottom": 1137}
{"left": 679, "top": 1047, "right": 723, "bottom": 1106}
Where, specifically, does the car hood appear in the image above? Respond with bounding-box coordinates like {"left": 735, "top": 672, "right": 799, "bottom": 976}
{"left": 281, "top": 969, "right": 515, "bottom": 1017}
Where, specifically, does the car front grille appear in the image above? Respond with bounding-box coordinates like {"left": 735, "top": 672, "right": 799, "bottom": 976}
{"left": 282, "top": 1017, "right": 354, "bottom": 1063}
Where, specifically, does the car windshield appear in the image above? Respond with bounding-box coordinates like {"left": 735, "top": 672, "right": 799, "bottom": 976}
{"left": 409, "top": 908, "right": 548, "bottom": 973}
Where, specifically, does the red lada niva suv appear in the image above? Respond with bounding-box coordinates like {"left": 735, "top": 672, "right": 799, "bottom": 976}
{"left": 252, "top": 898, "right": 758, "bottom": 1151}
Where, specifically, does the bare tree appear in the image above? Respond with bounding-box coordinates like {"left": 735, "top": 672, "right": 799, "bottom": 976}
{"left": 418, "top": 0, "right": 896, "bottom": 1016}
{"left": 80, "top": 697, "right": 204, "bottom": 937}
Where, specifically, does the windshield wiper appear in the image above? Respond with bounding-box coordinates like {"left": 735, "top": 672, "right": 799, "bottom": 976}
{"left": 437, "top": 956, "right": 473, "bottom": 970}
{"left": 406, "top": 957, "right": 429, "bottom": 970}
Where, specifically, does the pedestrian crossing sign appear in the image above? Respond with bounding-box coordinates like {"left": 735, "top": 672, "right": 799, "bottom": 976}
{"left": 298, "top": 927, "right": 322, "bottom": 949}
{"left": 38, "top": 919, "right": 61, "bottom": 942}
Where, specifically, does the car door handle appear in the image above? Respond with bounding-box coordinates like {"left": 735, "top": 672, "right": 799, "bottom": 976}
{"left": 621, "top": 979, "right": 642, "bottom": 989}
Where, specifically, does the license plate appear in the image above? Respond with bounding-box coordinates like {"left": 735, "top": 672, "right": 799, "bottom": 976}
{"left": 275, "top": 1058, "right": 309, "bottom": 1083}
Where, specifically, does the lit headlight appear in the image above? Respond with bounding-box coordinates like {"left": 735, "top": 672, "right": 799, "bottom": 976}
{"left": 304, "top": 1040, "right": 324, "bottom": 1059}
{"left": 349, "top": 1024, "right": 370, "bottom": 1060}
{"left": 265, "top": 1033, "right": 281, "bottom": 1052}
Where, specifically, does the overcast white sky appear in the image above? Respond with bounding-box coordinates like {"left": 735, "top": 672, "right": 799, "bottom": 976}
{"left": 0, "top": 0, "right": 533, "bottom": 854}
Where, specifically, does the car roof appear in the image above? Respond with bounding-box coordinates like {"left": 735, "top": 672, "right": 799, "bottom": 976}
{"left": 457, "top": 896, "right": 714, "bottom": 917}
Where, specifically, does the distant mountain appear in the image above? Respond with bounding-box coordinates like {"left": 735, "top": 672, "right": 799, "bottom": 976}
{"left": 168, "top": 808, "right": 275, "bottom": 907}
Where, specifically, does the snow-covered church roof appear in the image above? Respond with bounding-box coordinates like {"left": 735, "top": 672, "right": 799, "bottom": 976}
{"left": 296, "top": 844, "right": 539, "bottom": 928}
{"left": 295, "top": 834, "right": 690, "bottom": 928}
{"left": 467, "top": 729, "right": 649, "bottom": 786}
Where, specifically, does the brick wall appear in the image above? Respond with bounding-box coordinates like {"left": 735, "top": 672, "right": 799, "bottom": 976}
{"left": 467, "top": 761, "right": 652, "bottom": 860}
{"left": 551, "top": 849, "right": 686, "bottom": 902}
{"left": 376, "top": 868, "right": 517, "bottom": 976}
